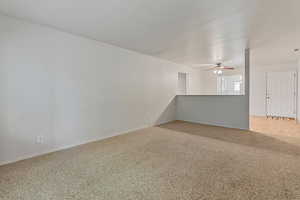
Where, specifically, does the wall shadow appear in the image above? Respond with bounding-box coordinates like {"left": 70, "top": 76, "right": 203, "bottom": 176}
{"left": 159, "top": 121, "right": 300, "bottom": 157}
{"left": 155, "top": 97, "right": 176, "bottom": 125}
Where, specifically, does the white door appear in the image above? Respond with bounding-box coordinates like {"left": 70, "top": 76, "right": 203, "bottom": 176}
{"left": 266, "top": 71, "right": 297, "bottom": 118}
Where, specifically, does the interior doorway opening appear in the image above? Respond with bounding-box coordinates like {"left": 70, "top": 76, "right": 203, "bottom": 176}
{"left": 178, "top": 72, "right": 188, "bottom": 95}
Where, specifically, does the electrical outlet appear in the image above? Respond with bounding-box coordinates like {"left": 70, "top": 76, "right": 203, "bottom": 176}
{"left": 36, "top": 136, "right": 44, "bottom": 144}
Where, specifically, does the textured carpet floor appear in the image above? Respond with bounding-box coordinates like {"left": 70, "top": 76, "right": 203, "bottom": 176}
{"left": 1, "top": 121, "right": 300, "bottom": 200}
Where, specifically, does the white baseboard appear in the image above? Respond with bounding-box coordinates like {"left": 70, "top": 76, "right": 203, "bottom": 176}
{"left": 0, "top": 125, "right": 150, "bottom": 167}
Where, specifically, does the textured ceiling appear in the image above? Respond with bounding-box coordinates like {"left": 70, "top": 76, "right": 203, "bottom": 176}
{"left": 0, "top": 0, "right": 299, "bottom": 67}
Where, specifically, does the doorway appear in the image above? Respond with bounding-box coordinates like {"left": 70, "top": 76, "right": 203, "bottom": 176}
{"left": 178, "top": 72, "right": 187, "bottom": 95}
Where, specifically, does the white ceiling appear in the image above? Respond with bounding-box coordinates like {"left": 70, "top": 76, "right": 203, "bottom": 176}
{"left": 0, "top": 0, "right": 299, "bottom": 67}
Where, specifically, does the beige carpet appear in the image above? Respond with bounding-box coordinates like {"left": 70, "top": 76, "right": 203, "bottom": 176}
{"left": 1, "top": 121, "right": 300, "bottom": 200}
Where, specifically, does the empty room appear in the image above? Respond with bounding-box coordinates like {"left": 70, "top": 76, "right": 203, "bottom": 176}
{"left": 1, "top": 0, "right": 300, "bottom": 200}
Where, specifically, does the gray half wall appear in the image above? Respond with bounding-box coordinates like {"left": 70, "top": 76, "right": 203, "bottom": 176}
{"left": 176, "top": 95, "right": 249, "bottom": 130}
{"left": 176, "top": 49, "right": 250, "bottom": 130}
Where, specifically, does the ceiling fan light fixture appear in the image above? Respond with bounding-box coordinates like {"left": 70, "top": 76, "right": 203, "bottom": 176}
{"left": 214, "top": 70, "right": 223, "bottom": 75}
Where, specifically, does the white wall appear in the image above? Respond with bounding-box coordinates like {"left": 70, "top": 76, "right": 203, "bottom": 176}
{"left": 0, "top": 15, "right": 201, "bottom": 165}
{"left": 250, "top": 63, "right": 297, "bottom": 116}
{"left": 194, "top": 67, "right": 245, "bottom": 95}
{"left": 199, "top": 71, "right": 218, "bottom": 95}
{"left": 250, "top": 69, "right": 267, "bottom": 116}
{"left": 187, "top": 69, "right": 203, "bottom": 94}
{"left": 176, "top": 49, "right": 250, "bottom": 130}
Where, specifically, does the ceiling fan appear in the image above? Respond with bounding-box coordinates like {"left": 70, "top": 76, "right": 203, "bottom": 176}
{"left": 192, "top": 62, "right": 235, "bottom": 75}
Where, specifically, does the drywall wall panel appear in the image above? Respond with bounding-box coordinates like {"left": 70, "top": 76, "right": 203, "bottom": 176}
{"left": 0, "top": 15, "right": 201, "bottom": 165}
{"left": 176, "top": 95, "right": 249, "bottom": 129}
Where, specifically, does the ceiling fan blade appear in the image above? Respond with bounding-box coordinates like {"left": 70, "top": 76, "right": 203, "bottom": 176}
{"left": 220, "top": 66, "right": 235, "bottom": 70}
{"left": 191, "top": 64, "right": 215, "bottom": 67}
{"left": 203, "top": 67, "right": 218, "bottom": 71}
